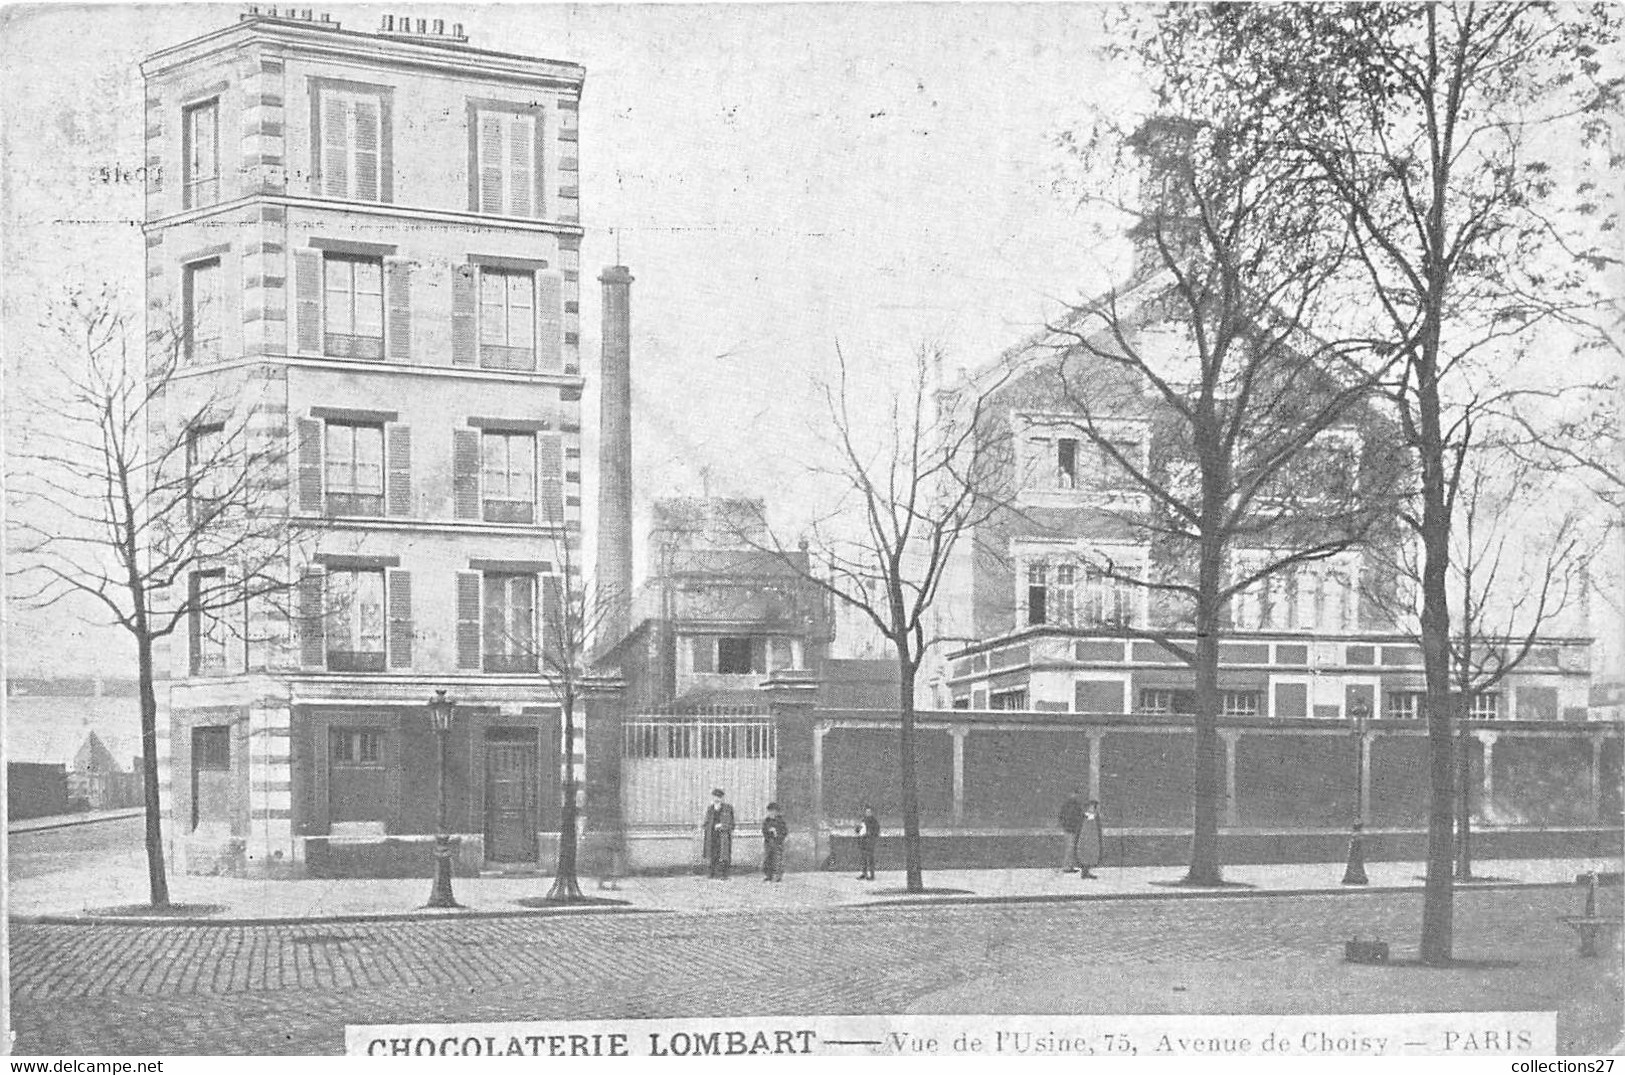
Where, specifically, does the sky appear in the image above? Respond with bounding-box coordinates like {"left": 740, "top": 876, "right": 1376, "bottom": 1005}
{"left": 0, "top": 2, "right": 1140, "bottom": 676}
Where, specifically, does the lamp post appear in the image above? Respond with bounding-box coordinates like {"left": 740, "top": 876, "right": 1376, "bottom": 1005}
{"left": 426, "top": 689, "right": 460, "bottom": 908}
{"left": 1341, "top": 697, "right": 1370, "bottom": 885}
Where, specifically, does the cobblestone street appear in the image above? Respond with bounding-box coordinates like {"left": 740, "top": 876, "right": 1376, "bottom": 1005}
{"left": 11, "top": 886, "right": 1620, "bottom": 1054}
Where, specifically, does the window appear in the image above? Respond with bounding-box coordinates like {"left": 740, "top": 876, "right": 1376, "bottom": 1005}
{"left": 325, "top": 569, "right": 385, "bottom": 672}
{"left": 323, "top": 255, "right": 384, "bottom": 359}
{"left": 331, "top": 728, "right": 384, "bottom": 765}
{"left": 317, "top": 86, "right": 387, "bottom": 202}
{"left": 1466, "top": 692, "right": 1500, "bottom": 721}
{"left": 990, "top": 688, "right": 1029, "bottom": 711}
{"left": 483, "top": 573, "right": 537, "bottom": 673}
{"left": 1222, "top": 691, "right": 1261, "bottom": 718}
{"left": 1026, "top": 563, "right": 1049, "bottom": 626}
{"left": 716, "top": 637, "right": 755, "bottom": 675}
{"left": 1139, "top": 688, "right": 1196, "bottom": 715}
{"left": 1051, "top": 565, "right": 1076, "bottom": 626}
{"left": 478, "top": 269, "right": 536, "bottom": 370}
{"left": 192, "top": 726, "right": 230, "bottom": 771}
{"left": 186, "top": 423, "right": 228, "bottom": 521}
{"left": 1025, "top": 556, "right": 1141, "bottom": 629}
{"left": 1385, "top": 691, "right": 1425, "bottom": 721}
{"left": 323, "top": 422, "right": 384, "bottom": 516}
{"left": 183, "top": 258, "right": 223, "bottom": 364}
{"left": 481, "top": 430, "right": 536, "bottom": 522}
{"left": 189, "top": 569, "right": 229, "bottom": 675}
{"left": 472, "top": 106, "right": 540, "bottom": 217}
{"left": 182, "top": 99, "right": 219, "bottom": 208}
{"left": 1080, "top": 563, "right": 1138, "bottom": 627}
{"left": 1232, "top": 553, "right": 1360, "bottom": 633}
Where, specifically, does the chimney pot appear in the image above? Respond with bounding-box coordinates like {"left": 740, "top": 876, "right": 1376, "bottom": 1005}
{"left": 381, "top": 13, "right": 393, "bottom": 29}
{"left": 433, "top": 18, "right": 444, "bottom": 33}
{"left": 452, "top": 22, "right": 463, "bottom": 37}
{"left": 416, "top": 17, "right": 427, "bottom": 32}
{"left": 303, "top": 8, "right": 313, "bottom": 19}
{"left": 320, "top": 11, "right": 330, "bottom": 21}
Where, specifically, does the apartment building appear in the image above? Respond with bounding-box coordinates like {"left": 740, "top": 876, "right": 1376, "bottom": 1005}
{"left": 142, "top": 10, "right": 610, "bottom": 877}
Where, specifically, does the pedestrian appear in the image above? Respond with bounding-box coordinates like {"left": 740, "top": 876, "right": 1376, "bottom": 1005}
{"left": 702, "top": 788, "right": 735, "bottom": 880}
{"left": 761, "top": 802, "right": 788, "bottom": 882}
{"left": 855, "top": 804, "right": 880, "bottom": 880}
{"left": 1058, "top": 789, "right": 1084, "bottom": 873}
{"left": 1077, "top": 799, "right": 1105, "bottom": 880}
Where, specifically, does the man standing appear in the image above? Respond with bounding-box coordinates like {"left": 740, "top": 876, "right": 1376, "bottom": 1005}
{"left": 1078, "top": 799, "right": 1105, "bottom": 880}
{"left": 702, "top": 788, "right": 736, "bottom": 880}
{"left": 761, "top": 802, "right": 788, "bottom": 882}
{"left": 1057, "top": 790, "right": 1084, "bottom": 873}
{"left": 855, "top": 804, "right": 880, "bottom": 880}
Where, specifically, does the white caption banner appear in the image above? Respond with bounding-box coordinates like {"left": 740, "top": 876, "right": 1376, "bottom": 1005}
{"left": 346, "top": 1011, "right": 1556, "bottom": 1057}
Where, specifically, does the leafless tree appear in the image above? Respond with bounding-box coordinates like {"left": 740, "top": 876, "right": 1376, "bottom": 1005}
{"left": 1042, "top": 96, "right": 1401, "bottom": 884}
{"left": 8, "top": 287, "right": 305, "bottom": 908}
{"left": 735, "top": 344, "right": 1016, "bottom": 894}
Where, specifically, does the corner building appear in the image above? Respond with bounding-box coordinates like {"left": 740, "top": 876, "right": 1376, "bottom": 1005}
{"left": 142, "top": 11, "right": 612, "bottom": 877}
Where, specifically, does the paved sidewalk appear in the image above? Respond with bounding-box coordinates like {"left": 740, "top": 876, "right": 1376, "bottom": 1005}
{"left": 8, "top": 854, "right": 1616, "bottom": 924}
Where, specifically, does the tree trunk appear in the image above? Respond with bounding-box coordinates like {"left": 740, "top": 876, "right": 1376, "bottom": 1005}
{"left": 1186, "top": 534, "right": 1225, "bottom": 885}
{"left": 897, "top": 650, "right": 924, "bottom": 893}
{"left": 136, "top": 632, "right": 170, "bottom": 907}
{"left": 547, "top": 693, "right": 584, "bottom": 902}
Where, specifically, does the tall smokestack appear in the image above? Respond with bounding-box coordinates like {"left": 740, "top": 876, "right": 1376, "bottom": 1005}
{"left": 596, "top": 266, "right": 634, "bottom": 650}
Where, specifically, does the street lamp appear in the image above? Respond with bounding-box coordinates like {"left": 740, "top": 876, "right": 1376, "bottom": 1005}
{"left": 1341, "top": 697, "right": 1370, "bottom": 885}
{"left": 426, "top": 688, "right": 460, "bottom": 908}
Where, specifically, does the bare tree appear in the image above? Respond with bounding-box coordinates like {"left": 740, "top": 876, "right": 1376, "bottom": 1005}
{"left": 1042, "top": 92, "right": 1401, "bottom": 883}
{"left": 734, "top": 344, "right": 1015, "bottom": 894}
{"left": 8, "top": 287, "right": 304, "bottom": 907}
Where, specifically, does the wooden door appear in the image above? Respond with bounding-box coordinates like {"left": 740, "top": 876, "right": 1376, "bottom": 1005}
{"left": 484, "top": 734, "right": 538, "bottom": 862}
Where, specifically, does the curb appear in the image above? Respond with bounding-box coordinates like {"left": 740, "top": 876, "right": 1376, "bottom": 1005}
{"left": 7, "top": 809, "right": 144, "bottom": 835}
{"left": 9, "top": 878, "right": 1580, "bottom": 926}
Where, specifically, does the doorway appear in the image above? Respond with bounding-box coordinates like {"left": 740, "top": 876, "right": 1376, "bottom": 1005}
{"left": 484, "top": 729, "right": 539, "bottom": 862}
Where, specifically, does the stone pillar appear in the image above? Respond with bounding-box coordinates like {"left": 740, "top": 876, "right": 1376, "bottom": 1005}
{"left": 950, "top": 726, "right": 968, "bottom": 827}
{"left": 1220, "top": 730, "right": 1242, "bottom": 827}
{"left": 1085, "top": 728, "right": 1105, "bottom": 804}
{"left": 245, "top": 701, "right": 295, "bottom": 876}
{"left": 580, "top": 676, "right": 627, "bottom": 876}
{"left": 1476, "top": 730, "right": 1499, "bottom": 819}
{"left": 1591, "top": 732, "right": 1607, "bottom": 824}
{"left": 762, "top": 669, "right": 821, "bottom": 870}
{"left": 812, "top": 724, "right": 830, "bottom": 868}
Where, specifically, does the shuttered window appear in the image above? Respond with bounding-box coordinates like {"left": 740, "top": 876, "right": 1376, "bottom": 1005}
{"left": 483, "top": 573, "right": 537, "bottom": 673}
{"left": 323, "top": 422, "right": 384, "bottom": 517}
{"left": 183, "top": 258, "right": 223, "bottom": 364}
{"left": 318, "top": 87, "right": 386, "bottom": 202}
{"left": 325, "top": 568, "right": 386, "bottom": 672}
{"left": 481, "top": 431, "right": 535, "bottom": 523}
{"left": 478, "top": 269, "right": 535, "bottom": 370}
{"left": 185, "top": 423, "right": 228, "bottom": 522}
{"left": 189, "top": 569, "right": 230, "bottom": 675}
{"left": 472, "top": 107, "right": 539, "bottom": 217}
{"left": 323, "top": 255, "right": 384, "bottom": 359}
{"left": 182, "top": 99, "right": 220, "bottom": 208}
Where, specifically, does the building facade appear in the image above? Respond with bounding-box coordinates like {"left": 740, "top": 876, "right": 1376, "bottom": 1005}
{"left": 142, "top": 10, "right": 612, "bottom": 877}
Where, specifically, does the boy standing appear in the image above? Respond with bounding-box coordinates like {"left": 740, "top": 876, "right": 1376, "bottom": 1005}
{"left": 855, "top": 804, "right": 880, "bottom": 880}
{"left": 761, "top": 802, "right": 788, "bottom": 882}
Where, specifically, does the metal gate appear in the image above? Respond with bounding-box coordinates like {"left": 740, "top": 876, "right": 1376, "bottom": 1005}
{"left": 621, "top": 711, "right": 777, "bottom": 827}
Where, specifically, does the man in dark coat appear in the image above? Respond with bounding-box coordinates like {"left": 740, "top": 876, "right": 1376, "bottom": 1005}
{"left": 855, "top": 804, "right": 880, "bottom": 880}
{"left": 761, "top": 802, "right": 788, "bottom": 882}
{"left": 1058, "top": 790, "right": 1085, "bottom": 873}
{"left": 1078, "top": 799, "right": 1105, "bottom": 880}
{"left": 702, "top": 788, "right": 736, "bottom": 880}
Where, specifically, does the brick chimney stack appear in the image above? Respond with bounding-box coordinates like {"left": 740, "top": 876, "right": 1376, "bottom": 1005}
{"left": 595, "top": 266, "right": 635, "bottom": 651}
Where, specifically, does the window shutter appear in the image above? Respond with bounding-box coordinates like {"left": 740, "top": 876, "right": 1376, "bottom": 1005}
{"left": 293, "top": 249, "right": 322, "bottom": 355}
{"left": 508, "top": 113, "right": 534, "bottom": 217}
{"left": 321, "top": 94, "right": 348, "bottom": 196}
{"left": 188, "top": 573, "right": 203, "bottom": 676}
{"left": 354, "top": 98, "right": 379, "bottom": 201}
{"left": 751, "top": 638, "right": 767, "bottom": 675}
{"left": 456, "top": 571, "right": 483, "bottom": 671}
{"left": 297, "top": 570, "right": 326, "bottom": 669}
{"left": 537, "top": 430, "right": 564, "bottom": 526}
{"left": 692, "top": 637, "right": 714, "bottom": 674}
{"left": 535, "top": 270, "right": 563, "bottom": 372}
{"left": 384, "top": 257, "right": 412, "bottom": 361}
{"left": 296, "top": 418, "right": 324, "bottom": 513}
{"left": 541, "top": 573, "right": 564, "bottom": 666}
{"left": 451, "top": 264, "right": 477, "bottom": 366}
{"left": 225, "top": 563, "right": 247, "bottom": 675}
{"left": 452, "top": 428, "right": 480, "bottom": 519}
{"left": 386, "top": 569, "right": 412, "bottom": 669}
{"left": 478, "top": 112, "right": 504, "bottom": 213}
{"left": 385, "top": 424, "right": 411, "bottom": 516}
